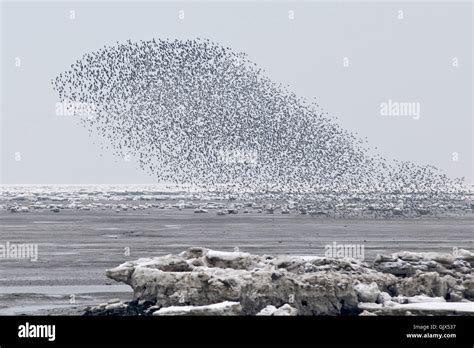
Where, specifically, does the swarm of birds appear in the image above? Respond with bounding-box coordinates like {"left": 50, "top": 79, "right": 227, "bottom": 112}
{"left": 52, "top": 38, "right": 466, "bottom": 198}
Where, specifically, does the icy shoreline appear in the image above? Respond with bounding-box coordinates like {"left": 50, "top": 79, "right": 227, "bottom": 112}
{"left": 85, "top": 247, "right": 474, "bottom": 316}
{"left": 2, "top": 184, "right": 473, "bottom": 218}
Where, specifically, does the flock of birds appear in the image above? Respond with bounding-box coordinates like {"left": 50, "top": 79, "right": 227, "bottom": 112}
{"left": 52, "top": 38, "right": 467, "bottom": 199}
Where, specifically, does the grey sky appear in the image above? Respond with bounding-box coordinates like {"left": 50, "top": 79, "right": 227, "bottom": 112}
{"left": 1, "top": 0, "right": 472, "bottom": 184}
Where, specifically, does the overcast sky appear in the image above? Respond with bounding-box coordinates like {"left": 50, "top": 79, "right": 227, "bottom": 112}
{"left": 1, "top": 0, "right": 472, "bottom": 184}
